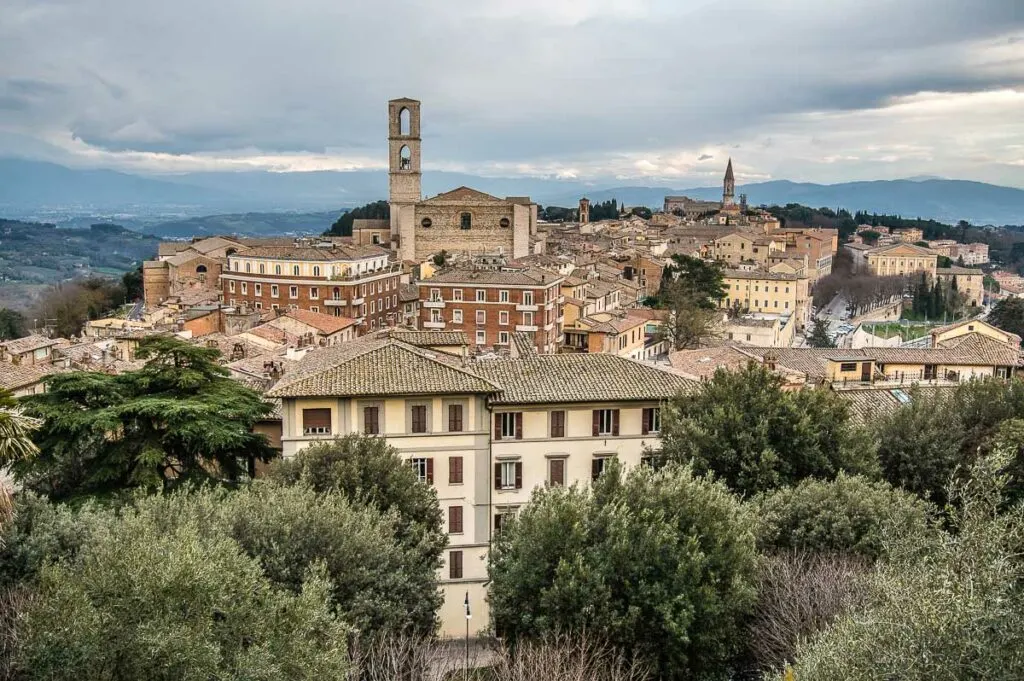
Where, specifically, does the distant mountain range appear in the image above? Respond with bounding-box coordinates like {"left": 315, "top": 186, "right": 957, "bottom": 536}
{"left": 2, "top": 158, "right": 1023, "bottom": 230}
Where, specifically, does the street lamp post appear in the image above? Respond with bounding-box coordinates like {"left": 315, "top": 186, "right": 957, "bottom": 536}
{"left": 464, "top": 592, "right": 471, "bottom": 681}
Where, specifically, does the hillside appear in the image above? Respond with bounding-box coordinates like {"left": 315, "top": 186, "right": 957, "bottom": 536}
{"left": 0, "top": 220, "right": 158, "bottom": 286}
{"left": 2, "top": 157, "right": 1023, "bottom": 227}
{"left": 143, "top": 210, "right": 341, "bottom": 238}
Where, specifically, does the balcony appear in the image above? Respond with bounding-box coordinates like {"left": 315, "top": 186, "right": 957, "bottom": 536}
{"left": 544, "top": 323, "right": 554, "bottom": 331}
{"left": 515, "top": 303, "right": 539, "bottom": 312}
{"left": 423, "top": 300, "right": 446, "bottom": 309}
{"left": 351, "top": 296, "right": 365, "bottom": 305}
{"left": 515, "top": 325, "right": 538, "bottom": 332}
{"left": 424, "top": 321, "right": 446, "bottom": 329}
{"left": 324, "top": 299, "right": 347, "bottom": 307}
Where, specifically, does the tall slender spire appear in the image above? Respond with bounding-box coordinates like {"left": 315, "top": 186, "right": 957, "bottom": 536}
{"left": 723, "top": 158, "right": 735, "bottom": 206}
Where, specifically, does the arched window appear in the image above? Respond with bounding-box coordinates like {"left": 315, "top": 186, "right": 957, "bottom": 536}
{"left": 225, "top": 248, "right": 237, "bottom": 257}
{"left": 259, "top": 264, "right": 265, "bottom": 274}
{"left": 313, "top": 266, "right": 321, "bottom": 277}
{"left": 275, "top": 265, "right": 281, "bottom": 275}
{"left": 245, "top": 262, "right": 251, "bottom": 273}
{"left": 399, "top": 145, "right": 411, "bottom": 170}
{"left": 333, "top": 287, "right": 341, "bottom": 300}
{"left": 196, "top": 265, "right": 207, "bottom": 274}
{"left": 399, "top": 107, "right": 410, "bottom": 135}
{"left": 293, "top": 265, "right": 300, "bottom": 276}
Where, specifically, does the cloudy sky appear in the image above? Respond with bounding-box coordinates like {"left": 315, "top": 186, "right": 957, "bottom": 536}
{"left": 2, "top": 0, "right": 1023, "bottom": 187}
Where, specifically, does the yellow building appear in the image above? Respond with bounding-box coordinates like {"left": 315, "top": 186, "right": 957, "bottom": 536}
{"left": 710, "top": 232, "right": 782, "bottom": 266}
{"left": 266, "top": 335, "right": 692, "bottom": 638}
{"left": 866, "top": 243, "right": 937, "bottom": 279}
{"left": 935, "top": 266, "right": 985, "bottom": 308}
{"left": 562, "top": 310, "right": 665, "bottom": 360}
{"left": 720, "top": 269, "right": 810, "bottom": 330}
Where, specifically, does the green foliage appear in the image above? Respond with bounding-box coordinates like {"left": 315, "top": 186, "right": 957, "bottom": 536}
{"left": 806, "top": 317, "right": 834, "bottom": 348}
{"left": 324, "top": 201, "right": 390, "bottom": 237}
{"left": 537, "top": 205, "right": 575, "bottom": 222}
{"left": 0, "top": 308, "right": 27, "bottom": 340}
{"left": 875, "top": 379, "right": 1024, "bottom": 506}
{"left": 18, "top": 336, "right": 275, "bottom": 501}
{"left": 767, "top": 204, "right": 858, "bottom": 239}
{"left": 661, "top": 364, "right": 876, "bottom": 496}
{"left": 267, "top": 435, "right": 446, "bottom": 571}
{"left": 587, "top": 199, "right": 621, "bottom": 221}
{"left": 15, "top": 501, "right": 350, "bottom": 681}
{"left": 654, "top": 254, "right": 726, "bottom": 309}
{"left": 754, "top": 474, "right": 933, "bottom": 560}
{"left": 786, "top": 455, "right": 1024, "bottom": 681}
{"left": 629, "top": 206, "right": 652, "bottom": 219}
{"left": 906, "top": 272, "right": 967, "bottom": 321}
{"left": 489, "top": 462, "right": 759, "bottom": 680}
{"left": 858, "top": 230, "right": 881, "bottom": 246}
{"left": 0, "top": 493, "right": 109, "bottom": 588}
{"left": 989, "top": 297, "right": 1024, "bottom": 341}
{"left": 121, "top": 265, "right": 144, "bottom": 302}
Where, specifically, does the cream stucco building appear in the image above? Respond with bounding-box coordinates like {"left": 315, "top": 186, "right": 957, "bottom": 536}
{"left": 265, "top": 333, "right": 692, "bottom": 638}
{"left": 866, "top": 243, "right": 938, "bottom": 279}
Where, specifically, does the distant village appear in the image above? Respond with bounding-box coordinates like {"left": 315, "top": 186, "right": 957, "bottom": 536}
{"left": 3, "top": 99, "right": 1022, "bottom": 637}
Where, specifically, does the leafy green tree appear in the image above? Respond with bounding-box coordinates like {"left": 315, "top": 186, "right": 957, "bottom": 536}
{"left": 786, "top": 454, "right": 1024, "bottom": 681}
{"left": 121, "top": 265, "right": 144, "bottom": 302}
{"left": 875, "top": 379, "right": 1024, "bottom": 506}
{"left": 989, "top": 297, "right": 1024, "bottom": 342}
{"left": 859, "top": 230, "right": 881, "bottom": 246}
{"left": 660, "top": 364, "right": 876, "bottom": 496}
{"left": 18, "top": 336, "right": 275, "bottom": 501}
{"left": 630, "top": 206, "right": 653, "bottom": 219}
{"left": 213, "top": 482, "right": 441, "bottom": 636}
{"left": 0, "top": 308, "right": 27, "bottom": 340}
{"left": 655, "top": 254, "right": 726, "bottom": 308}
{"left": 754, "top": 474, "right": 933, "bottom": 560}
{"left": 806, "top": 317, "right": 834, "bottom": 348}
{"left": 489, "top": 461, "right": 759, "bottom": 680}
{"left": 324, "top": 200, "right": 390, "bottom": 237}
{"left": 14, "top": 505, "right": 349, "bottom": 681}
{"left": 267, "top": 436, "right": 446, "bottom": 583}
{"left": 655, "top": 279, "right": 721, "bottom": 350}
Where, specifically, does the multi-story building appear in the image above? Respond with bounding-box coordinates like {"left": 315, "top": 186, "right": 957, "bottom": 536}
{"left": 954, "top": 243, "right": 990, "bottom": 266}
{"left": 771, "top": 228, "right": 838, "bottom": 282}
{"left": 221, "top": 244, "right": 400, "bottom": 332}
{"left": 562, "top": 310, "right": 665, "bottom": 360}
{"left": 720, "top": 269, "right": 810, "bottom": 330}
{"left": 865, "top": 243, "right": 938, "bottom": 279}
{"left": 894, "top": 228, "right": 924, "bottom": 243}
{"left": 417, "top": 268, "right": 565, "bottom": 353}
{"left": 936, "top": 266, "right": 985, "bottom": 308}
{"left": 265, "top": 334, "right": 693, "bottom": 637}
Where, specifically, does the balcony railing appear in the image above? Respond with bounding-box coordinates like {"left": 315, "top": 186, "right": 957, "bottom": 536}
{"left": 424, "top": 321, "right": 446, "bottom": 329}
{"left": 515, "top": 325, "right": 539, "bottom": 332}
{"left": 515, "top": 303, "right": 539, "bottom": 312}
{"left": 423, "top": 300, "right": 446, "bottom": 309}
{"left": 327, "top": 263, "right": 401, "bottom": 281}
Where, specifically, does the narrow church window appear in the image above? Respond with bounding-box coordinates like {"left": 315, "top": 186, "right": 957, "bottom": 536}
{"left": 421, "top": 217, "right": 432, "bottom": 228}
{"left": 499, "top": 217, "right": 511, "bottom": 228}
{"left": 399, "top": 107, "right": 411, "bottom": 135}
{"left": 399, "top": 145, "right": 411, "bottom": 170}
{"left": 460, "top": 213, "right": 472, "bottom": 230}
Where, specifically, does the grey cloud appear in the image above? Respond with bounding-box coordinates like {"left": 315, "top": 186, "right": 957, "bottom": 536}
{"left": 0, "top": 0, "right": 1022, "bottom": 181}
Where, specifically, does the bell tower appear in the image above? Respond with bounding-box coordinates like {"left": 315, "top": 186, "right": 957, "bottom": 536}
{"left": 388, "top": 98, "right": 422, "bottom": 205}
{"left": 723, "top": 157, "right": 735, "bottom": 207}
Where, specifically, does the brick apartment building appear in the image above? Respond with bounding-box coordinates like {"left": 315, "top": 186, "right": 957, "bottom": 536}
{"left": 221, "top": 244, "right": 401, "bottom": 331}
{"left": 418, "top": 268, "right": 565, "bottom": 353}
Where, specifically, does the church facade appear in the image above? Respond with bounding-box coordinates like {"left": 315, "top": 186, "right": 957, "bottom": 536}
{"left": 387, "top": 99, "right": 537, "bottom": 262}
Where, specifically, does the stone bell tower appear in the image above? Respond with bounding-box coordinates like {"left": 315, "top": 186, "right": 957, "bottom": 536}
{"left": 388, "top": 98, "right": 422, "bottom": 259}
{"left": 579, "top": 197, "right": 590, "bottom": 224}
{"left": 723, "top": 157, "right": 735, "bottom": 208}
